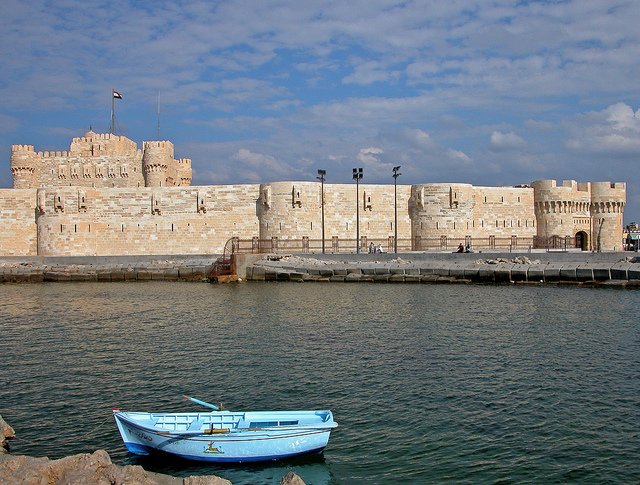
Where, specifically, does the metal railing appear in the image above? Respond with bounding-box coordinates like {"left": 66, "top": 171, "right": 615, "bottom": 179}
{"left": 217, "top": 235, "right": 577, "bottom": 255}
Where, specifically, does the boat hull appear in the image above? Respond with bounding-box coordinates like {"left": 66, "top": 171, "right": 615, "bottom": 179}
{"left": 114, "top": 410, "right": 336, "bottom": 463}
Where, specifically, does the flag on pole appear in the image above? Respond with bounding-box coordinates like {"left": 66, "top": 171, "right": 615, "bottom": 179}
{"left": 113, "top": 90, "right": 123, "bottom": 99}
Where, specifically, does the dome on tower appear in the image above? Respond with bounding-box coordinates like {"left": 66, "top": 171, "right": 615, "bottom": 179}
{"left": 83, "top": 128, "right": 97, "bottom": 139}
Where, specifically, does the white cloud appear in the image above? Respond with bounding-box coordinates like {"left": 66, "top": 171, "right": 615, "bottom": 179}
{"left": 231, "top": 148, "right": 295, "bottom": 181}
{"left": 398, "top": 127, "right": 436, "bottom": 150}
{"left": 357, "top": 147, "right": 383, "bottom": 165}
{"left": 446, "top": 148, "right": 472, "bottom": 164}
{"left": 565, "top": 102, "right": 640, "bottom": 155}
{"left": 489, "top": 131, "right": 526, "bottom": 150}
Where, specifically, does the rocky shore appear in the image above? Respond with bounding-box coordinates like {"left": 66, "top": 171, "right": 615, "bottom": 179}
{"left": 0, "top": 415, "right": 307, "bottom": 485}
{"left": 244, "top": 253, "right": 640, "bottom": 287}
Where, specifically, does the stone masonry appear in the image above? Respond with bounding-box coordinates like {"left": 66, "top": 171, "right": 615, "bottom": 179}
{"left": 0, "top": 132, "right": 627, "bottom": 257}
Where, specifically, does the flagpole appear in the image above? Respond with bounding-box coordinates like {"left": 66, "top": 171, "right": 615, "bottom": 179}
{"left": 157, "top": 90, "right": 160, "bottom": 141}
{"left": 111, "top": 89, "right": 115, "bottom": 135}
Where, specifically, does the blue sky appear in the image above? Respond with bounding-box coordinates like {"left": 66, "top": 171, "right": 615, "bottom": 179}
{"left": 1, "top": 0, "right": 640, "bottom": 223}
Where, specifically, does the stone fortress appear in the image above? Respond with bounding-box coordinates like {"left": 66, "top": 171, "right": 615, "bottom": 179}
{"left": 0, "top": 131, "right": 626, "bottom": 257}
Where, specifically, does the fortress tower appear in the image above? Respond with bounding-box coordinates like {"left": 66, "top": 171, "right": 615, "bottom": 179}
{"left": 257, "top": 181, "right": 322, "bottom": 242}
{"left": 9, "top": 132, "right": 191, "bottom": 190}
{"left": 409, "top": 184, "right": 475, "bottom": 243}
{"left": 531, "top": 180, "right": 626, "bottom": 251}
{"left": 142, "top": 141, "right": 172, "bottom": 187}
{"left": 531, "top": 180, "right": 592, "bottom": 248}
{"left": 175, "top": 157, "right": 193, "bottom": 186}
{"left": 591, "top": 181, "right": 626, "bottom": 251}
{"left": 10, "top": 145, "right": 37, "bottom": 189}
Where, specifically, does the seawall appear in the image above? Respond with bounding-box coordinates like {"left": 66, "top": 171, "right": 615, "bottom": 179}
{"left": 0, "top": 255, "right": 217, "bottom": 282}
{"left": 2, "top": 251, "right": 639, "bottom": 286}
{"left": 242, "top": 251, "right": 640, "bottom": 287}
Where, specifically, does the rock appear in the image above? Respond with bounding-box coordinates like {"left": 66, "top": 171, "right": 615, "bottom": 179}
{"left": 0, "top": 449, "right": 232, "bottom": 485}
{"left": 0, "top": 415, "right": 14, "bottom": 454}
{"left": 184, "top": 476, "right": 233, "bottom": 485}
{"left": 280, "top": 471, "right": 306, "bottom": 485}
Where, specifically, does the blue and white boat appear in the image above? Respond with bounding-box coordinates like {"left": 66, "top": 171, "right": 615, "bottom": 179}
{"left": 113, "top": 397, "right": 338, "bottom": 463}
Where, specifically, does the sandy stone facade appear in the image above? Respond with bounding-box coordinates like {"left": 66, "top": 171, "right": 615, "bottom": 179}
{"left": 0, "top": 133, "right": 627, "bottom": 256}
{"left": 10, "top": 130, "right": 191, "bottom": 189}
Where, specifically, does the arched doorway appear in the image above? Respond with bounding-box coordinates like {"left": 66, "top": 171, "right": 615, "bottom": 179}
{"left": 575, "top": 231, "right": 588, "bottom": 250}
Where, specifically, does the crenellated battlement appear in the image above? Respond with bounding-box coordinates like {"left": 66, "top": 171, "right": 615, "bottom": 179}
{"left": 34, "top": 151, "right": 70, "bottom": 158}
{"left": 11, "top": 145, "right": 35, "bottom": 153}
{"left": 143, "top": 140, "right": 174, "bottom": 150}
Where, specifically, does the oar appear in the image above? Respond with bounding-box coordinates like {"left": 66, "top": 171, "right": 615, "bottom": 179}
{"left": 182, "top": 395, "right": 223, "bottom": 411}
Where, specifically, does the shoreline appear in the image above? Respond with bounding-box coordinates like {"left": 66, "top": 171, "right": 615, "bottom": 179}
{"left": 0, "top": 256, "right": 216, "bottom": 283}
{"left": 242, "top": 252, "right": 640, "bottom": 287}
{"left": 0, "top": 415, "right": 306, "bottom": 485}
{"left": 0, "top": 251, "right": 639, "bottom": 287}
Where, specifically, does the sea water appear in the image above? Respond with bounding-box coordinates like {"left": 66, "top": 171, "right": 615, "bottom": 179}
{"left": 1, "top": 282, "right": 638, "bottom": 485}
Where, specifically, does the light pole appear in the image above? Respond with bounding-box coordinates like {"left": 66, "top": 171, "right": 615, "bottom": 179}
{"left": 392, "top": 166, "right": 401, "bottom": 253}
{"left": 317, "top": 169, "right": 326, "bottom": 254}
{"left": 353, "top": 168, "right": 363, "bottom": 253}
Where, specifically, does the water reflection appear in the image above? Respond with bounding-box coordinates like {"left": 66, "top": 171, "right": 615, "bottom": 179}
{"left": 127, "top": 452, "right": 335, "bottom": 485}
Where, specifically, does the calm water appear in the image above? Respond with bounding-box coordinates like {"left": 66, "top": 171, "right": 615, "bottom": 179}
{"left": 0, "top": 282, "right": 638, "bottom": 485}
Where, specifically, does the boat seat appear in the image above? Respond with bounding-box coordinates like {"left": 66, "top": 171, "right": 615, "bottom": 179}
{"left": 187, "top": 419, "right": 205, "bottom": 431}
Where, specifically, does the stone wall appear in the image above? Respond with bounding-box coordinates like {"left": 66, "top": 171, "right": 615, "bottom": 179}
{"left": 0, "top": 189, "right": 37, "bottom": 256}
{"left": 472, "top": 186, "right": 537, "bottom": 237}
{"left": 257, "top": 182, "right": 412, "bottom": 246}
{"left": 35, "top": 185, "right": 260, "bottom": 256}
{"left": 409, "top": 184, "right": 537, "bottom": 241}
{"left": 0, "top": 179, "right": 627, "bottom": 257}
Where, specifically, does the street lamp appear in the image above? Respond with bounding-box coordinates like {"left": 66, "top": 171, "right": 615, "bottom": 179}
{"left": 317, "top": 169, "right": 326, "bottom": 254}
{"left": 353, "top": 168, "right": 363, "bottom": 253}
{"left": 392, "top": 166, "right": 402, "bottom": 253}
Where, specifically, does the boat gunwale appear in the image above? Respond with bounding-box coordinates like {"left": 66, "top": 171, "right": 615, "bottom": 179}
{"left": 113, "top": 410, "right": 338, "bottom": 439}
